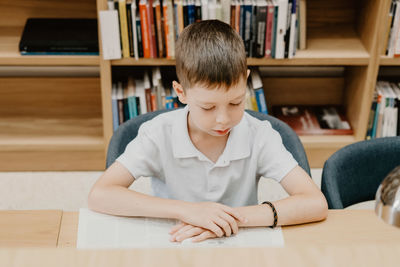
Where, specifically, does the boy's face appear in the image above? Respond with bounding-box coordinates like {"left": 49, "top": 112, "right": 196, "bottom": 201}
{"left": 173, "top": 72, "right": 249, "bottom": 138}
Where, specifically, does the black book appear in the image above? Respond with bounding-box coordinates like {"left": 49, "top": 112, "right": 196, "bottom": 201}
{"left": 19, "top": 18, "right": 99, "bottom": 55}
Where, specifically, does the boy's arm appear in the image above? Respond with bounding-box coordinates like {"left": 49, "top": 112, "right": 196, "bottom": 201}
{"left": 235, "top": 165, "right": 328, "bottom": 227}
{"left": 88, "top": 162, "right": 246, "bottom": 237}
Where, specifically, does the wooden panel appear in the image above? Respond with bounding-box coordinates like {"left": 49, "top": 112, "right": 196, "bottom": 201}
{"left": 58, "top": 212, "right": 79, "bottom": 248}
{"left": 0, "top": 0, "right": 97, "bottom": 28}
{"left": 307, "top": 0, "right": 357, "bottom": 31}
{"left": 0, "top": 150, "right": 105, "bottom": 171}
{"left": 262, "top": 77, "right": 344, "bottom": 107}
{"left": 0, "top": 210, "right": 62, "bottom": 247}
{"left": 0, "top": 77, "right": 102, "bottom": 118}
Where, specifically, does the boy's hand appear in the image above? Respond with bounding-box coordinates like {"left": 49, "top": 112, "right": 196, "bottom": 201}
{"left": 177, "top": 202, "right": 246, "bottom": 237}
{"left": 169, "top": 222, "right": 217, "bottom": 243}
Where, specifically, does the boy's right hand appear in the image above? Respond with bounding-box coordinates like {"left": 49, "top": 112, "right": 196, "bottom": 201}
{"left": 177, "top": 202, "right": 247, "bottom": 237}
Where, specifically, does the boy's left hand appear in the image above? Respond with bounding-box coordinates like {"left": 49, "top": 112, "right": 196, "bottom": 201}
{"left": 169, "top": 222, "right": 217, "bottom": 243}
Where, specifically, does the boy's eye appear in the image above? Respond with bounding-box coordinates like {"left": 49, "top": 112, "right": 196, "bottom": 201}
{"left": 230, "top": 101, "right": 242, "bottom": 106}
{"left": 201, "top": 106, "right": 215, "bottom": 111}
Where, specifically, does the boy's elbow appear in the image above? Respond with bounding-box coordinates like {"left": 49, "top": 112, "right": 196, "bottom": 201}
{"left": 315, "top": 192, "right": 329, "bottom": 221}
{"left": 87, "top": 186, "right": 105, "bottom": 212}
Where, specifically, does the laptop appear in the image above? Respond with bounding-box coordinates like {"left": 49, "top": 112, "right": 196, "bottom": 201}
{"left": 19, "top": 18, "right": 99, "bottom": 55}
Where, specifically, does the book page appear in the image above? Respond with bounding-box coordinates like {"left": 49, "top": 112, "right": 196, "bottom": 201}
{"left": 77, "top": 208, "right": 285, "bottom": 248}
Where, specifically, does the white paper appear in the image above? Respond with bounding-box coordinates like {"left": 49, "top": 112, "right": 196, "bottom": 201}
{"left": 77, "top": 208, "right": 285, "bottom": 249}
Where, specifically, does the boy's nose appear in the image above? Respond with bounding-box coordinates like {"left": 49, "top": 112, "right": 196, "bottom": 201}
{"left": 215, "top": 111, "right": 230, "bottom": 125}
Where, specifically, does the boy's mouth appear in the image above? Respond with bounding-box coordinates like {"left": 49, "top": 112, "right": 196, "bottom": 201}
{"left": 214, "top": 129, "right": 230, "bottom": 135}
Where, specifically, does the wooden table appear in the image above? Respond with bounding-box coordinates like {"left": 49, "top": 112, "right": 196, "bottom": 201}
{"left": 1, "top": 210, "right": 400, "bottom": 267}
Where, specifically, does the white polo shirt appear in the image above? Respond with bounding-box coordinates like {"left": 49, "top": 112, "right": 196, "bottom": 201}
{"left": 117, "top": 106, "right": 298, "bottom": 207}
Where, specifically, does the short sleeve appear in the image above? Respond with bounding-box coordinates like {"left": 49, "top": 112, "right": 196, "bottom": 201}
{"left": 257, "top": 122, "right": 298, "bottom": 182}
{"left": 116, "top": 123, "right": 162, "bottom": 179}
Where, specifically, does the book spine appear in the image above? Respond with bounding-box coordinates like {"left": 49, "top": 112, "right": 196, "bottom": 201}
{"left": 284, "top": 0, "right": 292, "bottom": 58}
{"left": 139, "top": 1, "right": 151, "bottom": 58}
{"left": 177, "top": 0, "right": 185, "bottom": 35}
{"left": 265, "top": 3, "right": 273, "bottom": 58}
{"left": 136, "top": 16, "right": 144, "bottom": 57}
{"left": 275, "top": 0, "right": 288, "bottom": 59}
{"left": 147, "top": 0, "right": 157, "bottom": 58}
{"left": 255, "top": 88, "right": 268, "bottom": 114}
{"left": 164, "top": 0, "right": 176, "bottom": 58}
{"left": 271, "top": 3, "right": 278, "bottom": 58}
{"left": 98, "top": 10, "right": 122, "bottom": 60}
{"left": 195, "top": 0, "right": 202, "bottom": 22}
{"left": 230, "top": 1, "right": 236, "bottom": 28}
{"left": 288, "top": 0, "right": 296, "bottom": 58}
{"left": 255, "top": 3, "right": 267, "bottom": 58}
{"left": 118, "top": 0, "right": 131, "bottom": 58}
{"left": 131, "top": 4, "right": 139, "bottom": 59}
{"left": 235, "top": 1, "right": 241, "bottom": 34}
{"left": 154, "top": 1, "right": 165, "bottom": 57}
{"left": 126, "top": 2, "right": 135, "bottom": 57}
{"left": 183, "top": 0, "right": 189, "bottom": 27}
{"left": 188, "top": 1, "right": 196, "bottom": 25}
{"left": 243, "top": 2, "right": 253, "bottom": 57}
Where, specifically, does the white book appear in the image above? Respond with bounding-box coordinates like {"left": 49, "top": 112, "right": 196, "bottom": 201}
{"left": 274, "top": 0, "right": 288, "bottom": 59}
{"left": 208, "top": 0, "right": 217, "bottom": 19}
{"left": 99, "top": 10, "right": 122, "bottom": 60}
{"left": 221, "top": 0, "right": 231, "bottom": 24}
{"left": 288, "top": 0, "right": 297, "bottom": 58}
{"left": 202, "top": 0, "right": 209, "bottom": 20}
{"left": 135, "top": 79, "right": 147, "bottom": 115}
{"left": 131, "top": 2, "right": 139, "bottom": 60}
{"left": 388, "top": 1, "right": 400, "bottom": 57}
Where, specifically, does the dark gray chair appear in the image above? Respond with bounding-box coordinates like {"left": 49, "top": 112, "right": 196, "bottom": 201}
{"left": 321, "top": 137, "right": 400, "bottom": 209}
{"left": 106, "top": 109, "right": 311, "bottom": 176}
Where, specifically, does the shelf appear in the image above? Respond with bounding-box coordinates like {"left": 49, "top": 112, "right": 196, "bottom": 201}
{"left": 0, "top": 117, "right": 104, "bottom": 152}
{"left": 0, "top": 27, "right": 99, "bottom": 66}
{"left": 110, "top": 32, "right": 369, "bottom": 66}
{"left": 379, "top": 56, "right": 400, "bottom": 66}
{"left": 300, "top": 135, "right": 356, "bottom": 149}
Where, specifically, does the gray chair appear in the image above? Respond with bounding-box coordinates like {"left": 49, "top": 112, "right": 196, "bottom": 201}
{"left": 321, "top": 137, "right": 400, "bottom": 209}
{"left": 106, "top": 109, "right": 311, "bottom": 176}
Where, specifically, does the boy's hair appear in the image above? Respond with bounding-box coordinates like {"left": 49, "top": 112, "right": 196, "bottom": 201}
{"left": 175, "top": 20, "right": 247, "bottom": 91}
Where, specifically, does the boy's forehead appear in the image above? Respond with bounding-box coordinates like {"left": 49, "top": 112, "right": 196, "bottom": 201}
{"left": 189, "top": 82, "right": 246, "bottom": 103}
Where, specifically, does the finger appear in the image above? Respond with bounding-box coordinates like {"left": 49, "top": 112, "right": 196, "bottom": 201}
{"left": 175, "top": 227, "right": 204, "bottom": 242}
{"left": 219, "top": 212, "right": 238, "bottom": 234}
{"left": 205, "top": 221, "right": 224, "bottom": 237}
{"left": 192, "top": 231, "right": 216, "bottom": 243}
{"left": 169, "top": 222, "right": 187, "bottom": 234}
{"left": 213, "top": 216, "right": 232, "bottom": 237}
{"left": 220, "top": 205, "right": 247, "bottom": 223}
{"left": 170, "top": 224, "right": 194, "bottom": 241}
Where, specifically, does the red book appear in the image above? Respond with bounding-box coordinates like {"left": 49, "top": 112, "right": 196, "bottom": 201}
{"left": 139, "top": 1, "right": 151, "bottom": 58}
{"left": 265, "top": 4, "right": 274, "bottom": 58}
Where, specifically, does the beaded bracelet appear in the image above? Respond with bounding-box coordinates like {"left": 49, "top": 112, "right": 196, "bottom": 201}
{"left": 262, "top": 201, "right": 278, "bottom": 228}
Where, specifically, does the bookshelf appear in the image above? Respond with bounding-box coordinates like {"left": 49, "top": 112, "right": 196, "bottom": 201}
{"left": 0, "top": 0, "right": 105, "bottom": 171}
{"left": 0, "top": 0, "right": 393, "bottom": 170}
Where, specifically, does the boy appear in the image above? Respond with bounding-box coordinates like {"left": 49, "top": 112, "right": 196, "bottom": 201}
{"left": 88, "top": 20, "right": 327, "bottom": 243}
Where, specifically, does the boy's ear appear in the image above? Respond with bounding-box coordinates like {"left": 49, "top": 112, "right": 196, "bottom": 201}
{"left": 247, "top": 69, "right": 251, "bottom": 78}
{"left": 172, "top": 81, "right": 187, "bottom": 104}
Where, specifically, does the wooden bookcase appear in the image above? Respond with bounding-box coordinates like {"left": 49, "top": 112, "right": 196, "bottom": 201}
{"left": 0, "top": 0, "right": 393, "bottom": 170}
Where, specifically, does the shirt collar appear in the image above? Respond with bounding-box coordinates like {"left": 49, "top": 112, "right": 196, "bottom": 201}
{"left": 171, "top": 106, "right": 251, "bottom": 163}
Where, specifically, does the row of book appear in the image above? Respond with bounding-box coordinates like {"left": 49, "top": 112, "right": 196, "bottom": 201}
{"left": 99, "top": 0, "right": 306, "bottom": 60}
{"left": 366, "top": 81, "right": 400, "bottom": 139}
{"left": 111, "top": 67, "right": 268, "bottom": 131}
{"left": 383, "top": 0, "right": 400, "bottom": 57}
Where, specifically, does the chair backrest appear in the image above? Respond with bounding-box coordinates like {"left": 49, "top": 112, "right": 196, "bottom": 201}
{"left": 106, "top": 109, "right": 311, "bottom": 176}
{"left": 321, "top": 137, "right": 400, "bottom": 209}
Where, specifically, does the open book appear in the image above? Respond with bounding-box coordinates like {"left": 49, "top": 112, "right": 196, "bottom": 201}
{"left": 77, "top": 208, "right": 284, "bottom": 248}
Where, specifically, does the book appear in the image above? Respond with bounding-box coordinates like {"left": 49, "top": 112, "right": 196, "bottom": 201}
{"left": 144, "top": 71, "right": 153, "bottom": 112}
{"left": 98, "top": 11, "right": 122, "bottom": 59}
{"left": 163, "top": 0, "right": 175, "bottom": 59}
{"left": 111, "top": 83, "right": 120, "bottom": 131}
{"left": 264, "top": 0, "right": 274, "bottom": 58}
{"left": 147, "top": 0, "right": 158, "bottom": 58}
{"left": 243, "top": 0, "right": 253, "bottom": 57}
{"left": 288, "top": 0, "right": 297, "bottom": 58}
{"left": 254, "top": 0, "right": 267, "bottom": 58}
{"left": 139, "top": 0, "right": 151, "bottom": 57}
{"left": 126, "top": 0, "right": 135, "bottom": 58}
{"left": 127, "top": 76, "right": 139, "bottom": 118}
{"left": 273, "top": 105, "right": 353, "bottom": 135}
{"left": 117, "top": 82, "right": 125, "bottom": 124}
{"left": 274, "top": 0, "right": 288, "bottom": 59}
{"left": 195, "top": 0, "right": 202, "bottom": 22}
{"left": 135, "top": 13, "right": 144, "bottom": 58}
{"left": 135, "top": 79, "right": 147, "bottom": 114}
{"left": 250, "top": 68, "right": 268, "bottom": 114}
{"left": 153, "top": 0, "right": 165, "bottom": 57}
{"left": 201, "top": 0, "right": 209, "bottom": 20}
{"left": 188, "top": 0, "right": 196, "bottom": 25}
{"left": 118, "top": 0, "right": 131, "bottom": 58}
{"left": 19, "top": 18, "right": 99, "bottom": 55}
{"left": 298, "top": 0, "right": 306, "bottom": 50}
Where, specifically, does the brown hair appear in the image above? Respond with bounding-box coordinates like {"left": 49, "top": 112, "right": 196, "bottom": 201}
{"left": 175, "top": 20, "right": 247, "bottom": 91}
